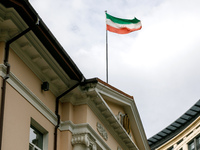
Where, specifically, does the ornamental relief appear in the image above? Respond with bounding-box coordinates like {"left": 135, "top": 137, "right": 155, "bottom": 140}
{"left": 116, "top": 112, "right": 131, "bottom": 134}
{"left": 71, "top": 133, "right": 97, "bottom": 150}
{"left": 96, "top": 122, "right": 108, "bottom": 141}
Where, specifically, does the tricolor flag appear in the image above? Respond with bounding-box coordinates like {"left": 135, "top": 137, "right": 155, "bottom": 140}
{"left": 106, "top": 13, "right": 142, "bottom": 34}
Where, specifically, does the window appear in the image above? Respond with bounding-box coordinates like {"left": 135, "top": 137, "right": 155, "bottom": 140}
{"left": 188, "top": 135, "right": 200, "bottom": 150}
{"left": 29, "top": 118, "right": 48, "bottom": 150}
{"left": 189, "top": 141, "right": 195, "bottom": 150}
{"left": 29, "top": 126, "right": 43, "bottom": 150}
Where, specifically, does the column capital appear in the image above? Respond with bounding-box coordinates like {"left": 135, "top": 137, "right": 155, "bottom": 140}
{"left": 71, "top": 133, "right": 97, "bottom": 150}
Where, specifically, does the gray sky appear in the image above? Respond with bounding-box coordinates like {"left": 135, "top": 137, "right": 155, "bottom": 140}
{"left": 29, "top": 0, "right": 200, "bottom": 138}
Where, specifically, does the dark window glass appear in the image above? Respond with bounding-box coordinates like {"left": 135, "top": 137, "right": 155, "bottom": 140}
{"left": 189, "top": 142, "right": 195, "bottom": 150}
{"left": 197, "top": 136, "right": 200, "bottom": 150}
{"left": 29, "top": 126, "right": 43, "bottom": 150}
{"left": 188, "top": 135, "right": 200, "bottom": 150}
{"left": 167, "top": 146, "right": 173, "bottom": 150}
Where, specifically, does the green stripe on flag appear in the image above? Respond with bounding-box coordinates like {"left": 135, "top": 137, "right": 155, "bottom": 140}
{"left": 106, "top": 13, "right": 140, "bottom": 24}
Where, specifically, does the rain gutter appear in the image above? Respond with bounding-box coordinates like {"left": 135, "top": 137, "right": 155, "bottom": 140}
{"left": 0, "top": 19, "right": 39, "bottom": 150}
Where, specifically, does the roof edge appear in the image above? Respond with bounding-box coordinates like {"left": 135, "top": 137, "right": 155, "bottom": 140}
{"left": 0, "top": 0, "right": 85, "bottom": 81}
{"left": 148, "top": 99, "right": 200, "bottom": 149}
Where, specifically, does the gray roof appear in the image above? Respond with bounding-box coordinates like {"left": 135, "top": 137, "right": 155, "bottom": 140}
{"left": 148, "top": 100, "right": 200, "bottom": 150}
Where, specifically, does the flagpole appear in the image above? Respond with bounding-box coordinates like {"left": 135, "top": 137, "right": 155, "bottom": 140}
{"left": 105, "top": 10, "right": 108, "bottom": 83}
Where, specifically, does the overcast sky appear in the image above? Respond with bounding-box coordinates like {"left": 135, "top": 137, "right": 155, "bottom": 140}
{"left": 29, "top": 0, "right": 200, "bottom": 138}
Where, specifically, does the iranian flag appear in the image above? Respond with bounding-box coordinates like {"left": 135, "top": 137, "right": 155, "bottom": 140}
{"left": 106, "top": 13, "right": 142, "bottom": 34}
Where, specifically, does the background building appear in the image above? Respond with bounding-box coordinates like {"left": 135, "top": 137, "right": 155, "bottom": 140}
{"left": 0, "top": 0, "right": 149, "bottom": 149}
{"left": 148, "top": 100, "right": 200, "bottom": 150}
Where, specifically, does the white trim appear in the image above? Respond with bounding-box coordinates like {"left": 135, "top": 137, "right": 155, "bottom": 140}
{"left": 95, "top": 83, "right": 150, "bottom": 150}
{"left": 58, "top": 84, "right": 142, "bottom": 150}
{"left": 0, "top": 64, "right": 6, "bottom": 77}
{"left": 96, "top": 82, "right": 133, "bottom": 105}
{"left": 94, "top": 89, "right": 139, "bottom": 150}
{"left": 60, "top": 120, "right": 111, "bottom": 150}
{"left": 30, "top": 118, "right": 49, "bottom": 150}
{"left": 0, "top": 63, "right": 148, "bottom": 149}
{"left": 0, "top": 4, "right": 73, "bottom": 97}
{"left": 0, "top": 64, "right": 57, "bottom": 126}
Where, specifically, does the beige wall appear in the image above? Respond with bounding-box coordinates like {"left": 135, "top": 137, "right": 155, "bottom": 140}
{"left": 105, "top": 99, "right": 137, "bottom": 146}
{"left": 0, "top": 42, "right": 144, "bottom": 150}
{"left": 60, "top": 130, "right": 73, "bottom": 150}
{"left": 73, "top": 104, "right": 88, "bottom": 124}
{"left": 9, "top": 48, "right": 56, "bottom": 113}
{"left": 61, "top": 102, "right": 122, "bottom": 149}
{"left": 106, "top": 100, "right": 125, "bottom": 115}
{"left": 0, "top": 45, "right": 59, "bottom": 149}
{"left": 2, "top": 83, "right": 55, "bottom": 150}
{"left": 86, "top": 104, "right": 120, "bottom": 150}
{"left": 61, "top": 102, "right": 73, "bottom": 121}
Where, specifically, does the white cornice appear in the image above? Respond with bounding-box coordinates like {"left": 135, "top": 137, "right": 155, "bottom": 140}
{"left": 61, "top": 87, "right": 139, "bottom": 150}
{"left": 60, "top": 120, "right": 110, "bottom": 150}
{"left": 93, "top": 89, "right": 139, "bottom": 150}
{"left": 0, "top": 64, "right": 57, "bottom": 125}
{"left": 96, "top": 82, "right": 133, "bottom": 106}
{"left": 0, "top": 63, "right": 149, "bottom": 149}
{"left": 126, "top": 102, "right": 150, "bottom": 150}
{"left": 0, "top": 4, "right": 76, "bottom": 97}
{"left": 95, "top": 83, "right": 150, "bottom": 150}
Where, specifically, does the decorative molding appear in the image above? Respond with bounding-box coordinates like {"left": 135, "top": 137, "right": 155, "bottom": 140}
{"left": 96, "top": 82, "right": 133, "bottom": 105}
{"left": 96, "top": 122, "right": 108, "bottom": 141}
{"left": 0, "top": 64, "right": 57, "bottom": 126}
{"left": 95, "top": 82, "right": 149, "bottom": 149}
{"left": 0, "top": 64, "right": 6, "bottom": 77}
{"left": 95, "top": 85, "right": 149, "bottom": 150}
{"left": 0, "top": 3, "right": 148, "bottom": 149}
{"left": 60, "top": 86, "right": 139, "bottom": 149}
{"left": 60, "top": 121, "right": 111, "bottom": 150}
{"left": 71, "top": 133, "right": 97, "bottom": 150}
{"left": 0, "top": 4, "right": 74, "bottom": 97}
{"left": 92, "top": 89, "right": 139, "bottom": 150}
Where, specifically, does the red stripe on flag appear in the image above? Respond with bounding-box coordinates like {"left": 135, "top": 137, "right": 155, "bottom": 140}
{"left": 106, "top": 24, "right": 142, "bottom": 34}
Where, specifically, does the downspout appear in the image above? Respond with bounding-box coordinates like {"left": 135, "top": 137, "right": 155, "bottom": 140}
{"left": 54, "top": 78, "right": 98, "bottom": 150}
{"left": 54, "top": 81, "right": 82, "bottom": 150}
{"left": 0, "top": 19, "right": 39, "bottom": 150}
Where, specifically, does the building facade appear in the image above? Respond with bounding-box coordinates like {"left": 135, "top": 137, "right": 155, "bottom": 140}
{"left": 148, "top": 100, "right": 200, "bottom": 150}
{"left": 0, "top": 0, "right": 150, "bottom": 150}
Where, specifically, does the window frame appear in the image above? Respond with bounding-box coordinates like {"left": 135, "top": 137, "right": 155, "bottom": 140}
{"left": 29, "top": 125, "right": 43, "bottom": 150}
{"left": 29, "top": 118, "right": 48, "bottom": 150}
{"left": 188, "top": 134, "right": 200, "bottom": 150}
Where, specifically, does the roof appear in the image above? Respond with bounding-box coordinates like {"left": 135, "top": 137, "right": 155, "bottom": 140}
{"left": 148, "top": 100, "right": 200, "bottom": 150}
{"left": 0, "top": 0, "right": 84, "bottom": 82}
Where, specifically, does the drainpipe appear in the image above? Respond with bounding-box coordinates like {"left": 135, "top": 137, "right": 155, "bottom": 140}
{"left": 53, "top": 78, "right": 98, "bottom": 150}
{"left": 0, "top": 19, "right": 39, "bottom": 150}
{"left": 54, "top": 81, "right": 82, "bottom": 150}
